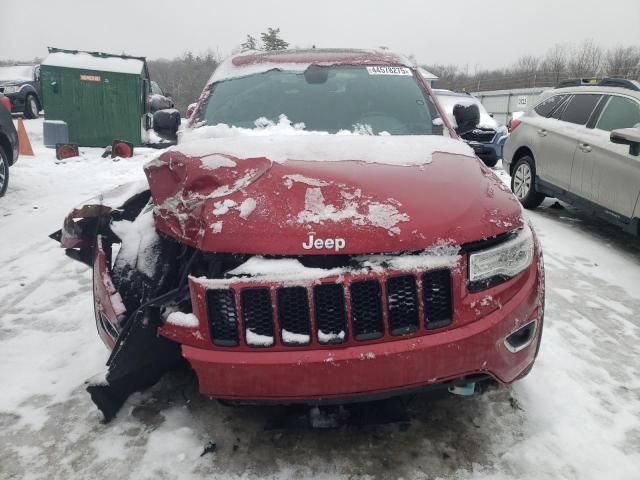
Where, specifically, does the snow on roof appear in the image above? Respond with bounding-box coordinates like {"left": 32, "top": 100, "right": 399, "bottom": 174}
{"left": 419, "top": 67, "right": 438, "bottom": 80}
{"left": 208, "top": 48, "right": 415, "bottom": 84}
{"left": 42, "top": 51, "right": 145, "bottom": 75}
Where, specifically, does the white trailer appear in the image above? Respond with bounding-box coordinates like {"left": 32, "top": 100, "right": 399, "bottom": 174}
{"left": 471, "top": 87, "right": 550, "bottom": 125}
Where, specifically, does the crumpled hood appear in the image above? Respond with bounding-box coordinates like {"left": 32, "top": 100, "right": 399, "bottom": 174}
{"left": 144, "top": 135, "right": 523, "bottom": 255}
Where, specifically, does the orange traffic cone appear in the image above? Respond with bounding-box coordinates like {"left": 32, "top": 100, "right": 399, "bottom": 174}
{"left": 16, "top": 118, "right": 34, "bottom": 156}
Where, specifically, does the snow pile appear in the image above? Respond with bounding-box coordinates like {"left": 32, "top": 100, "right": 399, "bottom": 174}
{"left": 283, "top": 174, "right": 329, "bottom": 189}
{"left": 282, "top": 329, "right": 310, "bottom": 345}
{"left": 245, "top": 329, "right": 274, "bottom": 347}
{"left": 238, "top": 198, "right": 257, "bottom": 219}
{"left": 165, "top": 312, "right": 200, "bottom": 328}
{"left": 298, "top": 187, "right": 409, "bottom": 235}
{"left": 318, "top": 330, "right": 345, "bottom": 343}
{"left": 110, "top": 206, "right": 161, "bottom": 278}
{"left": 360, "top": 241, "right": 461, "bottom": 271}
{"left": 210, "top": 221, "right": 223, "bottom": 234}
{"left": 0, "top": 65, "right": 35, "bottom": 81}
{"left": 194, "top": 245, "right": 461, "bottom": 289}
{"left": 176, "top": 115, "right": 474, "bottom": 166}
{"left": 199, "top": 154, "right": 236, "bottom": 170}
{"left": 209, "top": 197, "right": 258, "bottom": 220}
{"left": 212, "top": 199, "right": 236, "bottom": 215}
{"left": 180, "top": 115, "right": 309, "bottom": 144}
{"left": 42, "top": 51, "right": 144, "bottom": 75}
{"left": 110, "top": 292, "right": 126, "bottom": 316}
{"left": 74, "top": 179, "right": 149, "bottom": 213}
{"left": 224, "top": 257, "right": 343, "bottom": 282}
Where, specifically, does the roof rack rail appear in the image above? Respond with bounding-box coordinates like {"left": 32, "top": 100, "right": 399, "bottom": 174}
{"left": 598, "top": 78, "right": 640, "bottom": 91}
{"left": 555, "top": 77, "right": 640, "bottom": 91}
{"left": 555, "top": 78, "right": 599, "bottom": 88}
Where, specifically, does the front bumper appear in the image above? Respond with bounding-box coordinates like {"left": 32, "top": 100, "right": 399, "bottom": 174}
{"left": 182, "top": 272, "right": 541, "bottom": 401}
{"left": 466, "top": 134, "right": 508, "bottom": 162}
{"left": 92, "top": 238, "right": 543, "bottom": 404}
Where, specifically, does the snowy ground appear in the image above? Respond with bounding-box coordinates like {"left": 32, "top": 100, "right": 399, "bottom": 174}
{"left": 1, "top": 119, "right": 639, "bottom": 480}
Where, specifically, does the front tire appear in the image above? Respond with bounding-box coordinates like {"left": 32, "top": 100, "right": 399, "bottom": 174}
{"left": 0, "top": 148, "right": 9, "bottom": 197}
{"left": 511, "top": 156, "right": 545, "bottom": 209}
{"left": 24, "top": 94, "right": 39, "bottom": 119}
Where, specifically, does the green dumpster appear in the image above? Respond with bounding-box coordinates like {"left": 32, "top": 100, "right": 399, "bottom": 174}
{"left": 41, "top": 48, "right": 152, "bottom": 147}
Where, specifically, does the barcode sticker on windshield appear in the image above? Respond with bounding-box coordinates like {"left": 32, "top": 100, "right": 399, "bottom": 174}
{"left": 366, "top": 66, "right": 412, "bottom": 76}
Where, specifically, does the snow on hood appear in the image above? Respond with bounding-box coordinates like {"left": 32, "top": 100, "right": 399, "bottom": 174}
{"left": 170, "top": 116, "right": 474, "bottom": 167}
{"left": 143, "top": 115, "right": 521, "bottom": 255}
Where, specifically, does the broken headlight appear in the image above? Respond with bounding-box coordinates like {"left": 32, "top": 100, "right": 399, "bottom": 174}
{"left": 468, "top": 225, "right": 534, "bottom": 291}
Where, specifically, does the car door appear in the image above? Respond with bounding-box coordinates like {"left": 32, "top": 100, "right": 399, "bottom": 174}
{"left": 536, "top": 93, "right": 602, "bottom": 191}
{"left": 520, "top": 94, "right": 568, "bottom": 180}
{"left": 572, "top": 94, "right": 640, "bottom": 218}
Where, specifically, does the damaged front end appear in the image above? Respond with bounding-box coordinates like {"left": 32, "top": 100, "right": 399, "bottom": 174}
{"left": 51, "top": 142, "right": 538, "bottom": 422}
{"left": 51, "top": 185, "right": 196, "bottom": 422}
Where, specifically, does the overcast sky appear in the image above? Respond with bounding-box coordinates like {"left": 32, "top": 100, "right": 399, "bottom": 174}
{"left": 1, "top": 0, "right": 639, "bottom": 69}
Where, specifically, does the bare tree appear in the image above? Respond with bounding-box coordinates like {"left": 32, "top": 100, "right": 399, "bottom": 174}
{"left": 542, "top": 44, "right": 568, "bottom": 84}
{"left": 568, "top": 39, "right": 603, "bottom": 77}
{"left": 513, "top": 55, "right": 540, "bottom": 87}
{"left": 147, "top": 51, "right": 220, "bottom": 113}
{"left": 605, "top": 46, "right": 640, "bottom": 78}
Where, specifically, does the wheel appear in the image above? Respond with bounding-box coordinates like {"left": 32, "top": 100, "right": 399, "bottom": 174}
{"left": 511, "top": 156, "right": 545, "bottom": 209}
{"left": 24, "top": 94, "right": 39, "bottom": 119}
{"left": 0, "top": 148, "right": 9, "bottom": 197}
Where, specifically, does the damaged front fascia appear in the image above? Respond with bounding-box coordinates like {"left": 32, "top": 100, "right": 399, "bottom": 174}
{"left": 87, "top": 238, "right": 198, "bottom": 423}
{"left": 50, "top": 188, "right": 193, "bottom": 422}
{"left": 144, "top": 151, "right": 272, "bottom": 248}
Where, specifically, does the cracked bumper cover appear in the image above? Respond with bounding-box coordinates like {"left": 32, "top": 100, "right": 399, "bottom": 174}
{"left": 170, "top": 262, "right": 541, "bottom": 402}
{"left": 93, "top": 241, "right": 543, "bottom": 404}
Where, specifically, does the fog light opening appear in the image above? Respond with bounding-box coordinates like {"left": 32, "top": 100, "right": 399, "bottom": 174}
{"left": 504, "top": 320, "right": 536, "bottom": 353}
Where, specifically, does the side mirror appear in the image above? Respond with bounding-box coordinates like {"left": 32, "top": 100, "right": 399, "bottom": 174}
{"left": 153, "top": 109, "right": 181, "bottom": 140}
{"left": 610, "top": 128, "right": 640, "bottom": 156}
{"left": 453, "top": 104, "right": 480, "bottom": 135}
{"left": 186, "top": 103, "right": 197, "bottom": 119}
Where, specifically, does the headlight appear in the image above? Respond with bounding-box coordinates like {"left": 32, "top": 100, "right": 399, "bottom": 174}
{"left": 469, "top": 226, "right": 534, "bottom": 290}
{"left": 2, "top": 86, "right": 19, "bottom": 94}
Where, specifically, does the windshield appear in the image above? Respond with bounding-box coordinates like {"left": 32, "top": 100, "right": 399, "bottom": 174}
{"left": 0, "top": 65, "right": 34, "bottom": 82}
{"left": 201, "top": 66, "right": 443, "bottom": 135}
{"left": 435, "top": 93, "right": 498, "bottom": 129}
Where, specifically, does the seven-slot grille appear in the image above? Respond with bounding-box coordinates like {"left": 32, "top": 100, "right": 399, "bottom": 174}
{"left": 206, "top": 269, "right": 453, "bottom": 348}
{"left": 462, "top": 128, "right": 496, "bottom": 143}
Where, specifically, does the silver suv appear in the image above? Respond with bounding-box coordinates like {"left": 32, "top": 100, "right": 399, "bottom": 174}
{"left": 503, "top": 79, "right": 640, "bottom": 235}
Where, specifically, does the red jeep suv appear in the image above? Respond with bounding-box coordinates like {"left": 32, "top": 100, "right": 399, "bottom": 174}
{"left": 54, "top": 49, "right": 544, "bottom": 420}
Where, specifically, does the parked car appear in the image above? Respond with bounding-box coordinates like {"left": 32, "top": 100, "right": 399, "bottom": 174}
{"left": 0, "top": 101, "right": 19, "bottom": 197}
{"left": 148, "top": 81, "right": 174, "bottom": 113}
{"left": 0, "top": 64, "right": 42, "bottom": 118}
{"left": 434, "top": 89, "right": 509, "bottom": 167}
{"left": 52, "top": 49, "right": 544, "bottom": 421}
{"left": 503, "top": 78, "right": 640, "bottom": 235}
